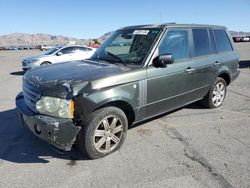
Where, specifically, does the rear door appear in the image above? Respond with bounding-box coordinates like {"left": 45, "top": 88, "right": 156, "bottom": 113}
{"left": 74, "top": 47, "right": 95, "bottom": 60}
{"left": 213, "top": 29, "right": 238, "bottom": 75}
{"left": 54, "top": 47, "right": 75, "bottom": 63}
{"left": 190, "top": 28, "right": 219, "bottom": 99}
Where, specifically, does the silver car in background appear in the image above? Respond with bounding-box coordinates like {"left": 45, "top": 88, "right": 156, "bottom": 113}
{"left": 22, "top": 45, "right": 96, "bottom": 70}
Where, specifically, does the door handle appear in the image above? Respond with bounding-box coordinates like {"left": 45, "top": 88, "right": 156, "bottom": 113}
{"left": 214, "top": 61, "right": 221, "bottom": 66}
{"left": 185, "top": 67, "right": 195, "bottom": 73}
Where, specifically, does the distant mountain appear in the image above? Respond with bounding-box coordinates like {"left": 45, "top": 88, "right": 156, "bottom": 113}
{"left": 1, "top": 30, "right": 249, "bottom": 47}
{"left": 98, "top": 31, "right": 113, "bottom": 42}
{"left": 0, "top": 33, "right": 86, "bottom": 46}
{"left": 0, "top": 32, "right": 113, "bottom": 46}
{"left": 84, "top": 31, "right": 113, "bottom": 44}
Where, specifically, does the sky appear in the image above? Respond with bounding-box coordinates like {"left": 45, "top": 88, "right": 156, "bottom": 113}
{"left": 0, "top": 0, "right": 249, "bottom": 39}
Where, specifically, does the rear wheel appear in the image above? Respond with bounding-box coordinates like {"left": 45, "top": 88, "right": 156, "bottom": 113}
{"left": 77, "top": 107, "right": 128, "bottom": 159}
{"left": 201, "top": 77, "right": 227, "bottom": 108}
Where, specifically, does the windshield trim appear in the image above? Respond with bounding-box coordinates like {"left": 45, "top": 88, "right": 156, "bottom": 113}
{"left": 143, "top": 28, "right": 165, "bottom": 67}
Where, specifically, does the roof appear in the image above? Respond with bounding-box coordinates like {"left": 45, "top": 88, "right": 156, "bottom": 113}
{"left": 119, "top": 23, "right": 227, "bottom": 30}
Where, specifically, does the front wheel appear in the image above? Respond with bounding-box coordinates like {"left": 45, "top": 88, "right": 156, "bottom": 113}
{"left": 201, "top": 77, "right": 227, "bottom": 108}
{"left": 77, "top": 107, "right": 128, "bottom": 159}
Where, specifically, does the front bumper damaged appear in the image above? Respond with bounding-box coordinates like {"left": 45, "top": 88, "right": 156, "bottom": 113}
{"left": 16, "top": 92, "right": 81, "bottom": 151}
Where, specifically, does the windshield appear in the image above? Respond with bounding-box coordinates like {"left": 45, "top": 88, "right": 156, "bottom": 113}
{"left": 91, "top": 28, "right": 161, "bottom": 66}
{"left": 44, "top": 46, "right": 62, "bottom": 55}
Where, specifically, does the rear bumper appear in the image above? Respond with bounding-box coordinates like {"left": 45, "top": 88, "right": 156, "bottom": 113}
{"left": 16, "top": 92, "right": 81, "bottom": 151}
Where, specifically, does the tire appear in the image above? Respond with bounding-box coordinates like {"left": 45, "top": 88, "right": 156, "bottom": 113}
{"left": 201, "top": 77, "right": 227, "bottom": 108}
{"left": 77, "top": 107, "right": 128, "bottom": 159}
{"left": 40, "top": 61, "right": 51, "bottom": 66}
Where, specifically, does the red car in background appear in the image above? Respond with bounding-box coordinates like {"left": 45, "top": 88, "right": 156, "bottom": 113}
{"left": 88, "top": 40, "right": 101, "bottom": 48}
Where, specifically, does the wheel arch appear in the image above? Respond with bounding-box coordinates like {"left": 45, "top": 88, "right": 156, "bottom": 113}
{"left": 218, "top": 72, "right": 231, "bottom": 86}
{"left": 40, "top": 61, "right": 52, "bottom": 66}
{"left": 96, "top": 100, "right": 135, "bottom": 125}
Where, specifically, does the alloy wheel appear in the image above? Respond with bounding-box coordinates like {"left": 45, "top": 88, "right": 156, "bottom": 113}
{"left": 93, "top": 115, "right": 123, "bottom": 153}
{"left": 212, "top": 82, "right": 225, "bottom": 107}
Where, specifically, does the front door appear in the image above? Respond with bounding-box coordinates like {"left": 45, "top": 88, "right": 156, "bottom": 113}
{"left": 146, "top": 28, "right": 196, "bottom": 117}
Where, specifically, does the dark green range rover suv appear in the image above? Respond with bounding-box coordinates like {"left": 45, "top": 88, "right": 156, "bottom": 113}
{"left": 16, "top": 23, "right": 240, "bottom": 159}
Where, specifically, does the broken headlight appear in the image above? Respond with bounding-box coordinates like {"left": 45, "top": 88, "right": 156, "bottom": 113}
{"left": 36, "top": 96, "right": 74, "bottom": 118}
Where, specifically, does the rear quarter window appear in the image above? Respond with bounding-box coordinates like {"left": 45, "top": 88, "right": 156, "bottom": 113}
{"left": 74, "top": 47, "right": 92, "bottom": 52}
{"left": 213, "top": 29, "right": 233, "bottom": 53}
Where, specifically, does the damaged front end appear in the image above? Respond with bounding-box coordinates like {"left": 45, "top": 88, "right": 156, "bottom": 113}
{"left": 15, "top": 60, "right": 130, "bottom": 151}
{"left": 16, "top": 92, "right": 81, "bottom": 151}
{"left": 15, "top": 71, "right": 85, "bottom": 151}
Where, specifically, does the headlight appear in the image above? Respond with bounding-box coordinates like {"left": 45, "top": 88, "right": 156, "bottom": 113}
{"left": 36, "top": 96, "right": 74, "bottom": 118}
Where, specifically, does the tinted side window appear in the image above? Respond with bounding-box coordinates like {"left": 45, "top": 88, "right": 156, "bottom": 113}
{"left": 192, "top": 29, "right": 211, "bottom": 57}
{"left": 85, "top": 47, "right": 92, "bottom": 51}
{"left": 159, "top": 30, "right": 189, "bottom": 60}
{"left": 60, "top": 47, "right": 74, "bottom": 54}
{"left": 74, "top": 47, "right": 84, "bottom": 52}
{"left": 213, "top": 29, "right": 233, "bottom": 53}
{"left": 75, "top": 47, "right": 92, "bottom": 52}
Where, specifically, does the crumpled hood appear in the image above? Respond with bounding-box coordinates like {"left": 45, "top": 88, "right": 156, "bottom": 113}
{"left": 24, "top": 60, "right": 130, "bottom": 98}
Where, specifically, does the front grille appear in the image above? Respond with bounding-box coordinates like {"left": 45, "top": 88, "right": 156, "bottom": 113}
{"left": 23, "top": 80, "right": 41, "bottom": 113}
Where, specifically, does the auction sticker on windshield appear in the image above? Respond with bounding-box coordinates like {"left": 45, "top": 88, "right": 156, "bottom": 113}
{"left": 133, "top": 30, "right": 149, "bottom": 35}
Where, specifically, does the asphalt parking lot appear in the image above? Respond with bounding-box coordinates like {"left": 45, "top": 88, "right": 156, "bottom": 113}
{"left": 0, "top": 44, "right": 250, "bottom": 188}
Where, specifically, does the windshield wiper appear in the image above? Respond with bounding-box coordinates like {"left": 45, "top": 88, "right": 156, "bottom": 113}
{"left": 105, "top": 51, "right": 127, "bottom": 66}
{"left": 96, "top": 55, "right": 110, "bottom": 63}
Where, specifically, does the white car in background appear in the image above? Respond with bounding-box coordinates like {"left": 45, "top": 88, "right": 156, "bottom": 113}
{"left": 22, "top": 45, "right": 96, "bottom": 70}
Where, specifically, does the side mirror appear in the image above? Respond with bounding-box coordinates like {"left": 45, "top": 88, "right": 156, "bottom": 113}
{"left": 56, "top": 52, "right": 62, "bottom": 56}
{"left": 152, "top": 53, "right": 174, "bottom": 68}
